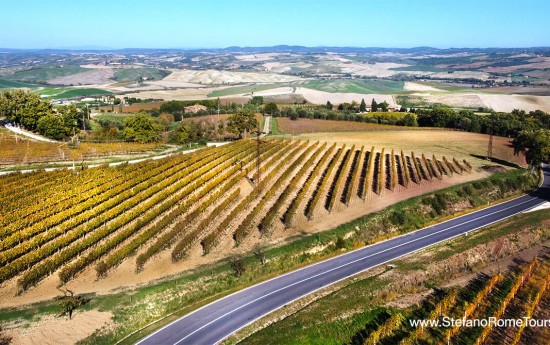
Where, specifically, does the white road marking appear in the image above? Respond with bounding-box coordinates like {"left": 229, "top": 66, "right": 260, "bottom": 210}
{"left": 171, "top": 195, "right": 546, "bottom": 345}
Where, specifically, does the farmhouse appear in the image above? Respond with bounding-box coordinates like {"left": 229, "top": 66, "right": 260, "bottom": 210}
{"left": 184, "top": 104, "right": 208, "bottom": 113}
{"left": 387, "top": 104, "right": 402, "bottom": 112}
{"left": 361, "top": 104, "right": 402, "bottom": 113}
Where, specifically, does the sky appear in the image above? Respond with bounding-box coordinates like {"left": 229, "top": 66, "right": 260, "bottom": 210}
{"left": 1, "top": 0, "right": 549, "bottom": 49}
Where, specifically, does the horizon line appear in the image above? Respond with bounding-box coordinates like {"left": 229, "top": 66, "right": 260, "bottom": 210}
{"left": 1, "top": 45, "right": 550, "bottom": 52}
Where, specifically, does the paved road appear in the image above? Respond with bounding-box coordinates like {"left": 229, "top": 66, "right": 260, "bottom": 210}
{"left": 137, "top": 165, "right": 550, "bottom": 345}
{"left": 4, "top": 124, "right": 58, "bottom": 142}
{"left": 261, "top": 116, "right": 271, "bottom": 137}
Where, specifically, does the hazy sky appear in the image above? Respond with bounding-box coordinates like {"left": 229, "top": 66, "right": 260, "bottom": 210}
{"left": 1, "top": 0, "right": 549, "bottom": 49}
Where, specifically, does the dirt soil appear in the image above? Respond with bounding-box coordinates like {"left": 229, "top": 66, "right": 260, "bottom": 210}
{"left": 297, "top": 87, "right": 395, "bottom": 105}
{"left": 4, "top": 310, "right": 113, "bottom": 345}
{"left": 156, "top": 69, "right": 302, "bottom": 85}
{"left": 294, "top": 130, "right": 526, "bottom": 167}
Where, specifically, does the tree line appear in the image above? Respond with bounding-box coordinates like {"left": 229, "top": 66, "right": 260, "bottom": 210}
{"left": 0, "top": 90, "right": 84, "bottom": 140}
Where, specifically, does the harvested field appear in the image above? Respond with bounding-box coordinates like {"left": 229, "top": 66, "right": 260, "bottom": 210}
{"left": 157, "top": 69, "right": 302, "bottom": 84}
{"left": 478, "top": 93, "right": 550, "bottom": 113}
{"left": 481, "top": 86, "right": 550, "bottom": 96}
{"left": 409, "top": 93, "right": 486, "bottom": 109}
{"left": 209, "top": 85, "right": 293, "bottom": 98}
{"left": 122, "top": 87, "right": 221, "bottom": 101}
{"left": 145, "top": 80, "right": 204, "bottom": 88}
{"left": 300, "top": 79, "right": 405, "bottom": 94}
{"left": 295, "top": 130, "right": 526, "bottom": 168}
{"left": 297, "top": 87, "right": 395, "bottom": 105}
{"left": 276, "top": 118, "right": 411, "bottom": 135}
{"left": 403, "top": 81, "right": 443, "bottom": 92}
{"left": 118, "top": 102, "right": 165, "bottom": 113}
{"left": 326, "top": 61, "right": 407, "bottom": 78}
{"left": 235, "top": 53, "right": 285, "bottom": 61}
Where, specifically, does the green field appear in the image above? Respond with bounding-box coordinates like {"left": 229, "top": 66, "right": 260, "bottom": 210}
{"left": 0, "top": 79, "right": 111, "bottom": 99}
{"left": 51, "top": 88, "right": 112, "bottom": 99}
{"left": 207, "top": 83, "right": 288, "bottom": 97}
{"left": 269, "top": 117, "right": 281, "bottom": 135}
{"left": 2, "top": 65, "right": 89, "bottom": 83}
{"left": 395, "top": 95, "right": 432, "bottom": 108}
{"left": 299, "top": 79, "right": 405, "bottom": 94}
{"left": 114, "top": 68, "right": 171, "bottom": 82}
{"left": 0, "top": 79, "right": 38, "bottom": 89}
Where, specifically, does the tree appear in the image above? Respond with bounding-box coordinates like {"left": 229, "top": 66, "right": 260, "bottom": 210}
{"left": 160, "top": 100, "right": 185, "bottom": 114}
{"left": 56, "top": 104, "right": 81, "bottom": 135}
{"left": 360, "top": 98, "right": 367, "bottom": 112}
{"left": 253, "top": 246, "right": 267, "bottom": 265}
{"left": 289, "top": 109, "right": 299, "bottom": 120}
{"left": 228, "top": 257, "right": 246, "bottom": 277}
{"left": 158, "top": 113, "right": 175, "bottom": 130}
{"left": 399, "top": 114, "right": 418, "bottom": 127}
{"left": 176, "top": 124, "right": 192, "bottom": 144}
{"left": 264, "top": 102, "right": 278, "bottom": 115}
{"left": 250, "top": 96, "right": 264, "bottom": 106}
{"left": 0, "top": 89, "right": 52, "bottom": 130}
{"left": 37, "top": 113, "right": 66, "bottom": 140}
{"left": 55, "top": 288, "right": 89, "bottom": 320}
{"left": 371, "top": 98, "right": 378, "bottom": 112}
{"left": 379, "top": 101, "right": 389, "bottom": 112}
{"left": 227, "top": 110, "right": 258, "bottom": 138}
{"left": 326, "top": 101, "right": 333, "bottom": 110}
{"left": 123, "top": 113, "right": 162, "bottom": 143}
{"left": 513, "top": 129, "right": 550, "bottom": 169}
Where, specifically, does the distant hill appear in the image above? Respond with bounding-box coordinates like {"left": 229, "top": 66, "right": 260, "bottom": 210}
{"left": 0, "top": 46, "right": 549, "bottom": 55}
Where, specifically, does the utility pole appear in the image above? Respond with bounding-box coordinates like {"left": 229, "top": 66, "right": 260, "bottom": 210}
{"left": 252, "top": 122, "right": 266, "bottom": 186}
{"left": 487, "top": 116, "right": 494, "bottom": 161}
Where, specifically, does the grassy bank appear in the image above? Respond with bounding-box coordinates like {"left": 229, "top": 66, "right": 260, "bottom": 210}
{"left": 269, "top": 117, "right": 281, "bottom": 135}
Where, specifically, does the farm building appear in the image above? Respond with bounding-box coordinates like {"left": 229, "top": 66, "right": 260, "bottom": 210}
{"left": 360, "top": 104, "right": 402, "bottom": 113}
{"left": 184, "top": 104, "right": 208, "bottom": 113}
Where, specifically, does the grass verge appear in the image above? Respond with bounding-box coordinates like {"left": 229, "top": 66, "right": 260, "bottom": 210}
{"left": 269, "top": 117, "right": 281, "bottom": 135}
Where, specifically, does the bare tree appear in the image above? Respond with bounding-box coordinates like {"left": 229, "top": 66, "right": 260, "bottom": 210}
{"left": 229, "top": 257, "right": 246, "bottom": 278}
{"left": 253, "top": 247, "right": 267, "bottom": 266}
{"left": 55, "top": 288, "right": 89, "bottom": 319}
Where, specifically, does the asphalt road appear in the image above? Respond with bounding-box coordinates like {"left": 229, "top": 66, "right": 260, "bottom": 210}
{"left": 137, "top": 165, "right": 550, "bottom": 345}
